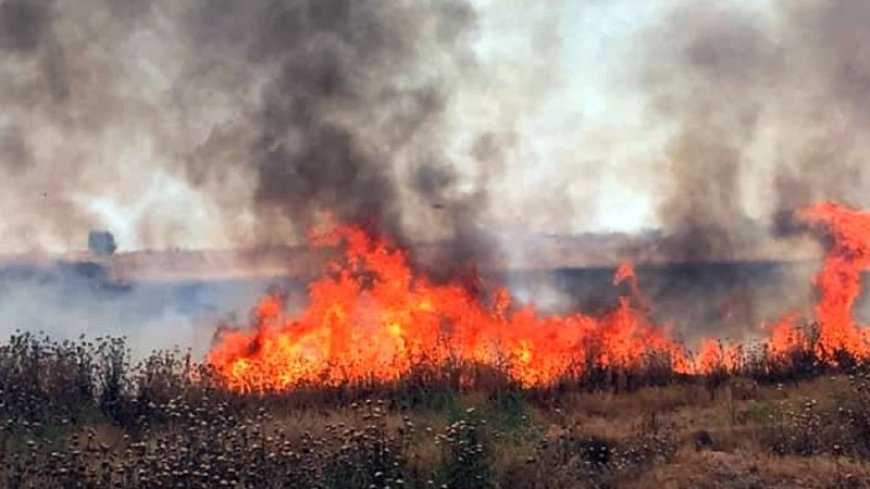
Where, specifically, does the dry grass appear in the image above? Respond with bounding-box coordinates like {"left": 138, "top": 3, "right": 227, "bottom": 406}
{"left": 622, "top": 450, "right": 870, "bottom": 489}
{"left": 1, "top": 332, "right": 868, "bottom": 488}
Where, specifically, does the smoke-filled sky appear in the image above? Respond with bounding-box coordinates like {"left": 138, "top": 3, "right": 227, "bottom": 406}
{"left": 0, "top": 0, "right": 868, "bottom": 262}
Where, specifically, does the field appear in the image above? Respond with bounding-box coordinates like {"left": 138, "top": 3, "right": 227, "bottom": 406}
{"left": 1, "top": 203, "right": 869, "bottom": 488}
{"left": 1, "top": 332, "right": 869, "bottom": 489}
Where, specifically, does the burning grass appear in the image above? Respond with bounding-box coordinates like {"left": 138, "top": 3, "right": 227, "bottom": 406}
{"left": 207, "top": 201, "right": 870, "bottom": 392}
{"left": 2, "top": 200, "right": 870, "bottom": 487}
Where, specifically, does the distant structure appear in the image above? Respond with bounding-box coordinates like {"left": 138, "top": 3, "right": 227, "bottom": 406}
{"left": 88, "top": 230, "right": 117, "bottom": 256}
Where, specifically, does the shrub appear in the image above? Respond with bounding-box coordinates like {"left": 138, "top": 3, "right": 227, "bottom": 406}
{"left": 763, "top": 369, "right": 870, "bottom": 459}
{"left": 437, "top": 408, "right": 493, "bottom": 489}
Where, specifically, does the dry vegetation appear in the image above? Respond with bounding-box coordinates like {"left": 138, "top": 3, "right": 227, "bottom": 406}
{"left": 1, "top": 331, "right": 869, "bottom": 488}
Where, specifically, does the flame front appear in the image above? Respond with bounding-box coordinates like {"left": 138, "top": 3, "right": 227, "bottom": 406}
{"left": 208, "top": 201, "right": 870, "bottom": 391}
{"left": 207, "top": 225, "right": 687, "bottom": 390}
{"left": 798, "top": 201, "right": 870, "bottom": 360}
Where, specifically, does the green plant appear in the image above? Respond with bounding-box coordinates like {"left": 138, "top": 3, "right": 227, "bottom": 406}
{"left": 437, "top": 408, "right": 493, "bottom": 489}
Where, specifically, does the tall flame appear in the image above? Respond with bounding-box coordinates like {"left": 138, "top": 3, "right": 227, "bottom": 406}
{"left": 208, "top": 201, "right": 870, "bottom": 390}
{"left": 797, "top": 201, "right": 870, "bottom": 360}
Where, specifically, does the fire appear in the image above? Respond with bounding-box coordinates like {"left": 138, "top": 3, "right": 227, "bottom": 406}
{"left": 797, "top": 201, "right": 870, "bottom": 360}
{"left": 695, "top": 340, "right": 741, "bottom": 374}
{"left": 208, "top": 201, "right": 870, "bottom": 391}
{"left": 765, "top": 312, "right": 806, "bottom": 358}
{"left": 208, "top": 225, "right": 687, "bottom": 390}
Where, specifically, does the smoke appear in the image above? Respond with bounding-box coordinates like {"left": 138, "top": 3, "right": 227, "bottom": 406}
{"left": 0, "top": 0, "right": 519, "bottom": 264}
{"left": 638, "top": 0, "right": 870, "bottom": 261}
{"left": 0, "top": 0, "right": 578, "bottom": 352}
{"left": 184, "top": 0, "right": 478, "bottom": 246}
{"left": 0, "top": 261, "right": 304, "bottom": 359}
{"left": 6, "top": 0, "right": 870, "bottom": 349}
{"left": 5, "top": 0, "right": 869, "bottom": 261}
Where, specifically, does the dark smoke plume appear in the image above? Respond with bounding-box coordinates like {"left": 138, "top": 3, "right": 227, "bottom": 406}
{"left": 639, "top": 0, "right": 870, "bottom": 262}
{"left": 185, "top": 0, "right": 476, "bottom": 241}
{"left": 0, "top": 0, "right": 503, "bottom": 267}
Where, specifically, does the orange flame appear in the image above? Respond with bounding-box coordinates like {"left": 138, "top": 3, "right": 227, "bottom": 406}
{"left": 208, "top": 225, "right": 687, "bottom": 390}
{"left": 695, "top": 339, "right": 741, "bottom": 374}
{"left": 208, "top": 201, "right": 870, "bottom": 390}
{"left": 797, "top": 201, "right": 870, "bottom": 360}
{"left": 765, "top": 312, "right": 806, "bottom": 358}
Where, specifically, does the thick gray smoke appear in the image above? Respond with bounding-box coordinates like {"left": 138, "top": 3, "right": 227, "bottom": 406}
{"left": 639, "top": 0, "right": 870, "bottom": 262}
{"left": 0, "top": 0, "right": 508, "bottom": 269}
{"left": 0, "top": 0, "right": 539, "bottom": 352}
{"left": 6, "top": 0, "right": 870, "bottom": 351}
{"left": 184, "top": 0, "right": 478, "bottom": 246}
